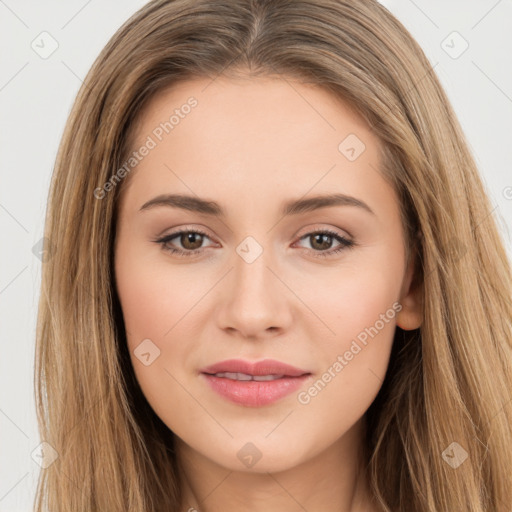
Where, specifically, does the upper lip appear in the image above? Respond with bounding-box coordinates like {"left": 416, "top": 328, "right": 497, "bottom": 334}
{"left": 200, "top": 359, "right": 310, "bottom": 377}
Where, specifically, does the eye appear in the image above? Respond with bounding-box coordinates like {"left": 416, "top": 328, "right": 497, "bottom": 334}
{"left": 154, "top": 228, "right": 215, "bottom": 257}
{"left": 153, "top": 227, "right": 355, "bottom": 258}
{"left": 293, "top": 229, "right": 355, "bottom": 258}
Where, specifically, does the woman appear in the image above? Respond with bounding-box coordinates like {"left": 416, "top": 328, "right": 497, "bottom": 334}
{"left": 34, "top": 0, "right": 512, "bottom": 510}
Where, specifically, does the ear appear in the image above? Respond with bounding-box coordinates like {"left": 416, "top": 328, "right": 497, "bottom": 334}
{"left": 396, "top": 250, "right": 423, "bottom": 331}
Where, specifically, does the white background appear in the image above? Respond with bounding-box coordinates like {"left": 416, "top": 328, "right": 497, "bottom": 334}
{"left": 1, "top": 1, "right": 511, "bottom": 510}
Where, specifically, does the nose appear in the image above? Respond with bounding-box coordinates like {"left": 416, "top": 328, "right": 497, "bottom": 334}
{"left": 215, "top": 239, "right": 293, "bottom": 339}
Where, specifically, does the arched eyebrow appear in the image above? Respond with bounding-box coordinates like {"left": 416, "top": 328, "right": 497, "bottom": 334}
{"left": 139, "top": 193, "right": 375, "bottom": 217}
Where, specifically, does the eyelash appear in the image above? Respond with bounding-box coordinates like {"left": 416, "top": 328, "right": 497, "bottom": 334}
{"left": 153, "top": 227, "right": 355, "bottom": 259}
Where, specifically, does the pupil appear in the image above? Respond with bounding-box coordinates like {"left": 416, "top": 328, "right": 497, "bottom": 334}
{"left": 313, "top": 234, "right": 331, "bottom": 250}
{"left": 183, "top": 233, "right": 202, "bottom": 249}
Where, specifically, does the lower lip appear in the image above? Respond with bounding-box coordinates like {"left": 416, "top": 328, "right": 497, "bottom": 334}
{"left": 201, "top": 373, "right": 311, "bottom": 407}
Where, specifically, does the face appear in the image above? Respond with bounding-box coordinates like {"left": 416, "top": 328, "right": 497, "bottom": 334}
{"left": 114, "top": 74, "right": 421, "bottom": 474}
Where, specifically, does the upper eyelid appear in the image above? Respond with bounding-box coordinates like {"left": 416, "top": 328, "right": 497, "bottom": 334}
{"left": 163, "top": 227, "right": 216, "bottom": 244}
{"left": 162, "top": 223, "right": 352, "bottom": 240}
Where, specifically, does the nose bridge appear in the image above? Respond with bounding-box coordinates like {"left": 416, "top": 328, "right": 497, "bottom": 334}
{"left": 233, "top": 233, "right": 277, "bottom": 302}
{"left": 217, "top": 233, "right": 289, "bottom": 335}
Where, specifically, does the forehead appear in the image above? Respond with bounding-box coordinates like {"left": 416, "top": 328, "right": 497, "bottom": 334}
{"left": 119, "top": 75, "right": 392, "bottom": 223}
{"left": 134, "top": 74, "right": 375, "bottom": 149}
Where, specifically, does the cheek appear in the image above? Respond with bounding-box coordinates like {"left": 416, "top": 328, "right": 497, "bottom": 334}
{"left": 297, "top": 258, "right": 401, "bottom": 406}
{"left": 114, "top": 247, "right": 210, "bottom": 400}
{"left": 305, "top": 257, "right": 401, "bottom": 344}
{"left": 283, "top": 267, "right": 399, "bottom": 465}
{"left": 341, "top": 273, "right": 399, "bottom": 347}
{"left": 114, "top": 251, "right": 189, "bottom": 420}
{"left": 115, "top": 245, "right": 199, "bottom": 341}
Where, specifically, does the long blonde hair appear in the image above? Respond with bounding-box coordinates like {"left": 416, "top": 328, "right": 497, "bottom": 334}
{"left": 34, "top": 0, "right": 512, "bottom": 510}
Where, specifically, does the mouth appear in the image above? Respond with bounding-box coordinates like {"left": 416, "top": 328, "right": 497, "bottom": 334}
{"left": 205, "top": 372, "right": 291, "bottom": 381}
{"left": 199, "top": 359, "right": 312, "bottom": 407}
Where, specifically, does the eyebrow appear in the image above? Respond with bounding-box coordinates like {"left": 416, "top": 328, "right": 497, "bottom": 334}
{"left": 139, "top": 192, "right": 375, "bottom": 217}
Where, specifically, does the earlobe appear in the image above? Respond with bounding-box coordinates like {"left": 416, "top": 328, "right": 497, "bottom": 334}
{"left": 396, "top": 253, "right": 423, "bottom": 331}
{"left": 396, "top": 295, "right": 422, "bottom": 330}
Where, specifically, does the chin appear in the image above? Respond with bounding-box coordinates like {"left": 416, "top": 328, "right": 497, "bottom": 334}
{"left": 205, "top": 437, "right": 312, "bottom": 474}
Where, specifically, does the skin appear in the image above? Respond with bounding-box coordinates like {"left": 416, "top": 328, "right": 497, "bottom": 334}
{"left": 114, "top": 74, "right": 422, "bottom": 512}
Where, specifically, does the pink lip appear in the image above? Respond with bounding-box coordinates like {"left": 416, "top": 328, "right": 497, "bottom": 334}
{"left": 200, "top": 358, "right": 309, "bottom": 377}
{"left": 199, "top": 358, "right": 312, "bottom": 407}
